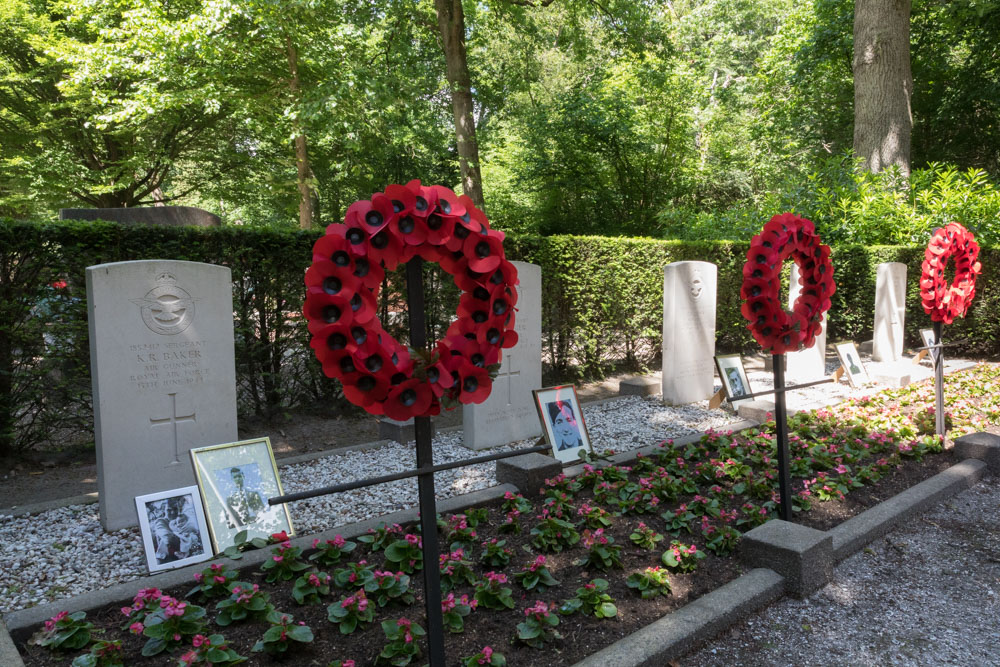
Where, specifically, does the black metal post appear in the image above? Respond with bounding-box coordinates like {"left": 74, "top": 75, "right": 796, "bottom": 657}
{"left": 772, "top": 353, "right": 793, "bottom": 521}
{"left": 933, "top": 321, "right": 945, "bottom": 438}
{"left": 405, "top": 257, "right": 447, "bottom": 667}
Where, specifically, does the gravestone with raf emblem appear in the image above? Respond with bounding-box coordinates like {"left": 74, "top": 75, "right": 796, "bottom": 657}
{"left": 86, "top": 260, "right": 238, "bottom": 530}
{"left": 662, "top": 261, "right": 717, "bottom": 405}
{"left": 872, "top": 262, "right": 907, "bottom": 362}
{"left": 462, "top": 261, "right": 543, "bottom": 450}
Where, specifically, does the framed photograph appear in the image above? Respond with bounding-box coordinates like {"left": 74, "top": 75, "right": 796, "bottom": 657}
{"left": 190, "top": 437, "right": 294, "bottom": 552}
{"left": 532, "top": 385, "right": 592, "bottom": 464}
{"left": 714, "top": 354, "right": 752, "bottom": 404}
{"left": 834, "top": 341, "right": 870, "bottom": 388}
{"left": 135, "top": 486, "right": 213, "bottom": 573}
{"left": 920, "top": 327, "right": 937, "bottom": 351}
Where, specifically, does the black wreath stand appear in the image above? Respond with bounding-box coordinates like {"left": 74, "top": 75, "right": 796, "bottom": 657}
{"left": 933, "top": 321, "right": 945, "bottom": 438}
{"left": 771, "top": 353, "right": 794, "bottom": 520}
{"left": 405, "top": 257, "right": 447, "bottom": 666}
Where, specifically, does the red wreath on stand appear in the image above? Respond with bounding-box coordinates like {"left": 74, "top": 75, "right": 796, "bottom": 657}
{"left": 740, "top": 213, "right": 836, "bottom": 354}
{"left": 303, "top": 181, "right": 519, "bottom": 421}
{"left": 920, "top": 222, "right": 981, "bottom": 325}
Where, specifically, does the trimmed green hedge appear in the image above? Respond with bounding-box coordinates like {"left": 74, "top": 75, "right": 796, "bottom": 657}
{"left": 2, "top": 218, "right": 997, "bottom": 456}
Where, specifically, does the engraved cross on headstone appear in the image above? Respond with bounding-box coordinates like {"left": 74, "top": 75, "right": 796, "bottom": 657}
{"left": 149, "top": 392, "right": 197, "bottom": 465}
{"left": 494, "top": 366, "right": 522, "bottom": 406}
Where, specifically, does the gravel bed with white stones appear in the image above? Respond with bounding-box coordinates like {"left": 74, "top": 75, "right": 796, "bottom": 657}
{"left": 0, "top": 395, "right": 740, "bottom": 614}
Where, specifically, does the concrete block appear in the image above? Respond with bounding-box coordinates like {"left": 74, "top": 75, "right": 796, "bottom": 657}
{"left": 377, "top": 417, "right": 436, "bottom": 443}
{"left": 572, "top": 568, "right": 785, "bottom": 667}
{"left": 741, "top": 520, "right": 832, "bottom": 598}
{"left": 830, "top": 459, "right": 986, "bottom": 561}
{"left": 737, "top": 400, "right": 774, "bottom": 423}
{"left": 495, "top": 452, "right": 562, "bottom": 496}
{"left": 860, "top": 339, "right": 873, "bottom": 356}
{"left": 619, "top": 376, "right": 660, "bottom": 397}
{"left": 873, "top": 370, "right": 911, "bottom": 388}
{"left": 954, "top": 432, "right": 1000, "bottom": 473}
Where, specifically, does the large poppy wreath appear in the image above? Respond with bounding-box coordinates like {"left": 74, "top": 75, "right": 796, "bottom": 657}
{"left": 303, "top": 180, "right": 519, "bottom": 421}
{"left": 740, "top": 213, "right": 836, "bottom": 355}
{"left": 920, "top": 222, "right": 981, "bottom": 325}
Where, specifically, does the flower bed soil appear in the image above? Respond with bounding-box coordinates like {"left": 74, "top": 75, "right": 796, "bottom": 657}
{"left": 17, "top": 446, "right": 959, "bottom": 667}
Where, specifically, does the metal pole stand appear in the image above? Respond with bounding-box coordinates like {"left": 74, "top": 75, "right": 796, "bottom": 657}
{"left": 933, "top": 321, "right": 945, "bottom": 439}
{"left": 405, "top": 257, "right": 446, "bottom": 667}
{"left": 772, "top": 353, "right": 794, "bottom": 521}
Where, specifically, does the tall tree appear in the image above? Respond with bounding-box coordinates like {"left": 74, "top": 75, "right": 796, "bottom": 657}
{"left": 853, "top": 0, "right": 912, "bottom": 176}
{"left": 434, "top": 0, "right": 486, "bottom": 210}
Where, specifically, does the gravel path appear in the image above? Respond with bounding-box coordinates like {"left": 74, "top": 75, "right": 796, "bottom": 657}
{"left": 682, "top": 476, "right": 1000, "bottom": 666}
{"left": 0, "top": 396, "right": 739, "bottom": 614}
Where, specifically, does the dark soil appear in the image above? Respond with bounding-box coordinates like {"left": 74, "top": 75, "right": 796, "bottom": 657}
{"left": 16, "top": 445, "right": 959, "bottom": 667}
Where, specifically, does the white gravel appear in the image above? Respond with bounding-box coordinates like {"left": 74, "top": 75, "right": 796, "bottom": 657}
{"left": 0, "top": 396, "right": 739, "bottom": 614}
{"left": 682, "top": 477, "right": 1000, "bottom": 666}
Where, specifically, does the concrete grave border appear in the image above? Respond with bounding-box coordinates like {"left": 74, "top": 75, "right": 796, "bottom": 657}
{"left": 3, "top": 424, "right": 994, "bottom": 667}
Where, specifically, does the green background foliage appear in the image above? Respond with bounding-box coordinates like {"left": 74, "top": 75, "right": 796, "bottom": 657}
{"left": 3, "top": 218, "right": 998, "bottom": 456}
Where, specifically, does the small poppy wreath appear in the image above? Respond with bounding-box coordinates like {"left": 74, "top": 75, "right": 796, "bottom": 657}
{"left": 740, "top": 213, "right": 836, "bottom": 354}
{"left": 920, "top": 222, "right": 981, "bottom": 325}
{"left": 303, "top": 180, "right": 519, "bottom": 421}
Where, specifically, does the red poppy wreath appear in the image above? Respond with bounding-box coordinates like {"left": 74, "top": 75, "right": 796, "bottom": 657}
{"left": 303, "top": 181, "right": 519, "bottom": 421}
{"left": 920, "top": 222, "right": 981, "bottom": 325}
{"left": 740, "top": 213, "right": 836, "bottom": 354}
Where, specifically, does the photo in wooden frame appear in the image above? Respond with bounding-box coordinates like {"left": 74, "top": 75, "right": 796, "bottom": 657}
{"left": 714, "top": 354, "right": 753, "bottom": 405}
{"left": 834, "top": 340, "right": 870, "bottom": 388}
{"left": 135, "top": 486, "right": 213, "bottom": 573}
{"left": 532, "top": 385, "right": 592, "bottom": 464}
{"left": 190, "top": 437, "right": 294, "bottom": 552}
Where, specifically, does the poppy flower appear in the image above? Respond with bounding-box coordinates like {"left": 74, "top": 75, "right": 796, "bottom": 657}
{"left": 385, "top": 184, "right": 417, "bottom": 216}
{"left": 429, "top": 185, "right": 467, "bottom": 218}
{"left": 405, "top": 180, "right": 439, "bottom": 219}
{"left": 425, "top": 360, "right": 455, "bottom": 398}
{"left": 450, "top": 360, "right": 491, "bottom": 404}
{"left": 424, "top": 212, "right": 456, "bottom": 246}
{"left": 332, "top": 223, "right": 370, "bottom": 257}
{"left": 384, "top": 379, "right": 433, "bottom": 421}
{"left": 368, "top": 225, "right": 407, "bottom": 268}
{"left": 312, "top": 233, "right": 354, "bottom": 267}
{"left": 343, "top": 372, "right": 391, "bottom": 407}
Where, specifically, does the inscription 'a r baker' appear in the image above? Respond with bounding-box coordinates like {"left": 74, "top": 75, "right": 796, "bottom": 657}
{"left": 136, "top": 349, "right": 202, "bottom": 363}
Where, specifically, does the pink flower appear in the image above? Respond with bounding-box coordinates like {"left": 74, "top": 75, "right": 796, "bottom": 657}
{"left": 192, "top": 634, "right": 208, "bottom": 648}
{"left": 343, "top": 661, "right": 356, "bottom": 667}
{"left": 192, "top": 572, "right": 203, "bottom": 583}
{"left": 129, "top": 622, "right": 144, "bottom": 635}
{"left": 405, "top": 533, "right": 422, "bottom": 547}
{"left": 308, "top": 573, "right": 321, "bottom": 586}
{"left": 120, "top": 606, "right": 132, "bottom": 616}
{"left": 312, "top": 538, "right": 321, "bottom": 549}
{"left": 478, "top": 646, "right": 494, "bottom": 664}
{"left": 179, "top": 650, "right": 197, "bottom": 665}
{"left": 273, "top": 555, "right": 284, "bottom": 563}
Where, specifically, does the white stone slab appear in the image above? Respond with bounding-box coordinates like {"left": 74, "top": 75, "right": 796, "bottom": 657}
{"left": 785, "top": 263, "right": 828, "bottom": 382}
{"left": 87, "top": 260, "right": 238, "bottom": 531}
{"left": 872, "top": 262, "right": 907, "bottom": 362}
{"left": 462, "top": 261, "right": 542, "bottom": 450}
{"left": 662, "top": 261, "right": 717, "bottom": 405}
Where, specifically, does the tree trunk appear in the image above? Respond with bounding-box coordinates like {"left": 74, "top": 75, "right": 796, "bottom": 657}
{"left": 286, "top": 37, "right": 317, "bottom": 230}
{"left": 853, "top": 0, "right": 912, "bottom": 176}
{"left": 434, "top": 0, "right": 486, "bottom": 211}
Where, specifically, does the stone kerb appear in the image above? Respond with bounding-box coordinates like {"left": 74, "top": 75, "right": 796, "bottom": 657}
{"left": 739, "top": 520, "right": 833, "bottom": 598}
{"left": 619, "top": 376, "right": 659, "bottom": 397}
{"left": 953, "top": 432, "right": 1000, "bottom": 473}
{"left": 377, "top": 417, "right": 438, "bottom": 443}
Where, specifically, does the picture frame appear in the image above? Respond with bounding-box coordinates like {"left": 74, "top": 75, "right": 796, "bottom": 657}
{"left": 190, "top": 437, "right": 294, "bottom": 552}
{"left": 920, "top": 327, "right": 937, "bottom": 352}
{"left": 532, "top": 385, "right": 593, "bottom": 464}
{"left": 833, "top": 340, "right": 870, "bottom": 388}
{"left": 134, "top": 486, "right": 213, "bottom": 573}
{"left": 714, "top": 354, "right": 753, "bottom": 405}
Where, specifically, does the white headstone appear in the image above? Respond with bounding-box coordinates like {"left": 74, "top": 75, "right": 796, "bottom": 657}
{"left": 463, "top": 261, "right": 542, "bottom": 450}
{"left": 872, "top": 262, "right": 907, "bottom": 362}
{"left": 87, "top": 260, "right": 239, "bottom": 530}
{"left": 785, "top": 263, "right": 828, "bottom": 381}
{"left": 662, "top": 261, "right": 717, "bottom": 405}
